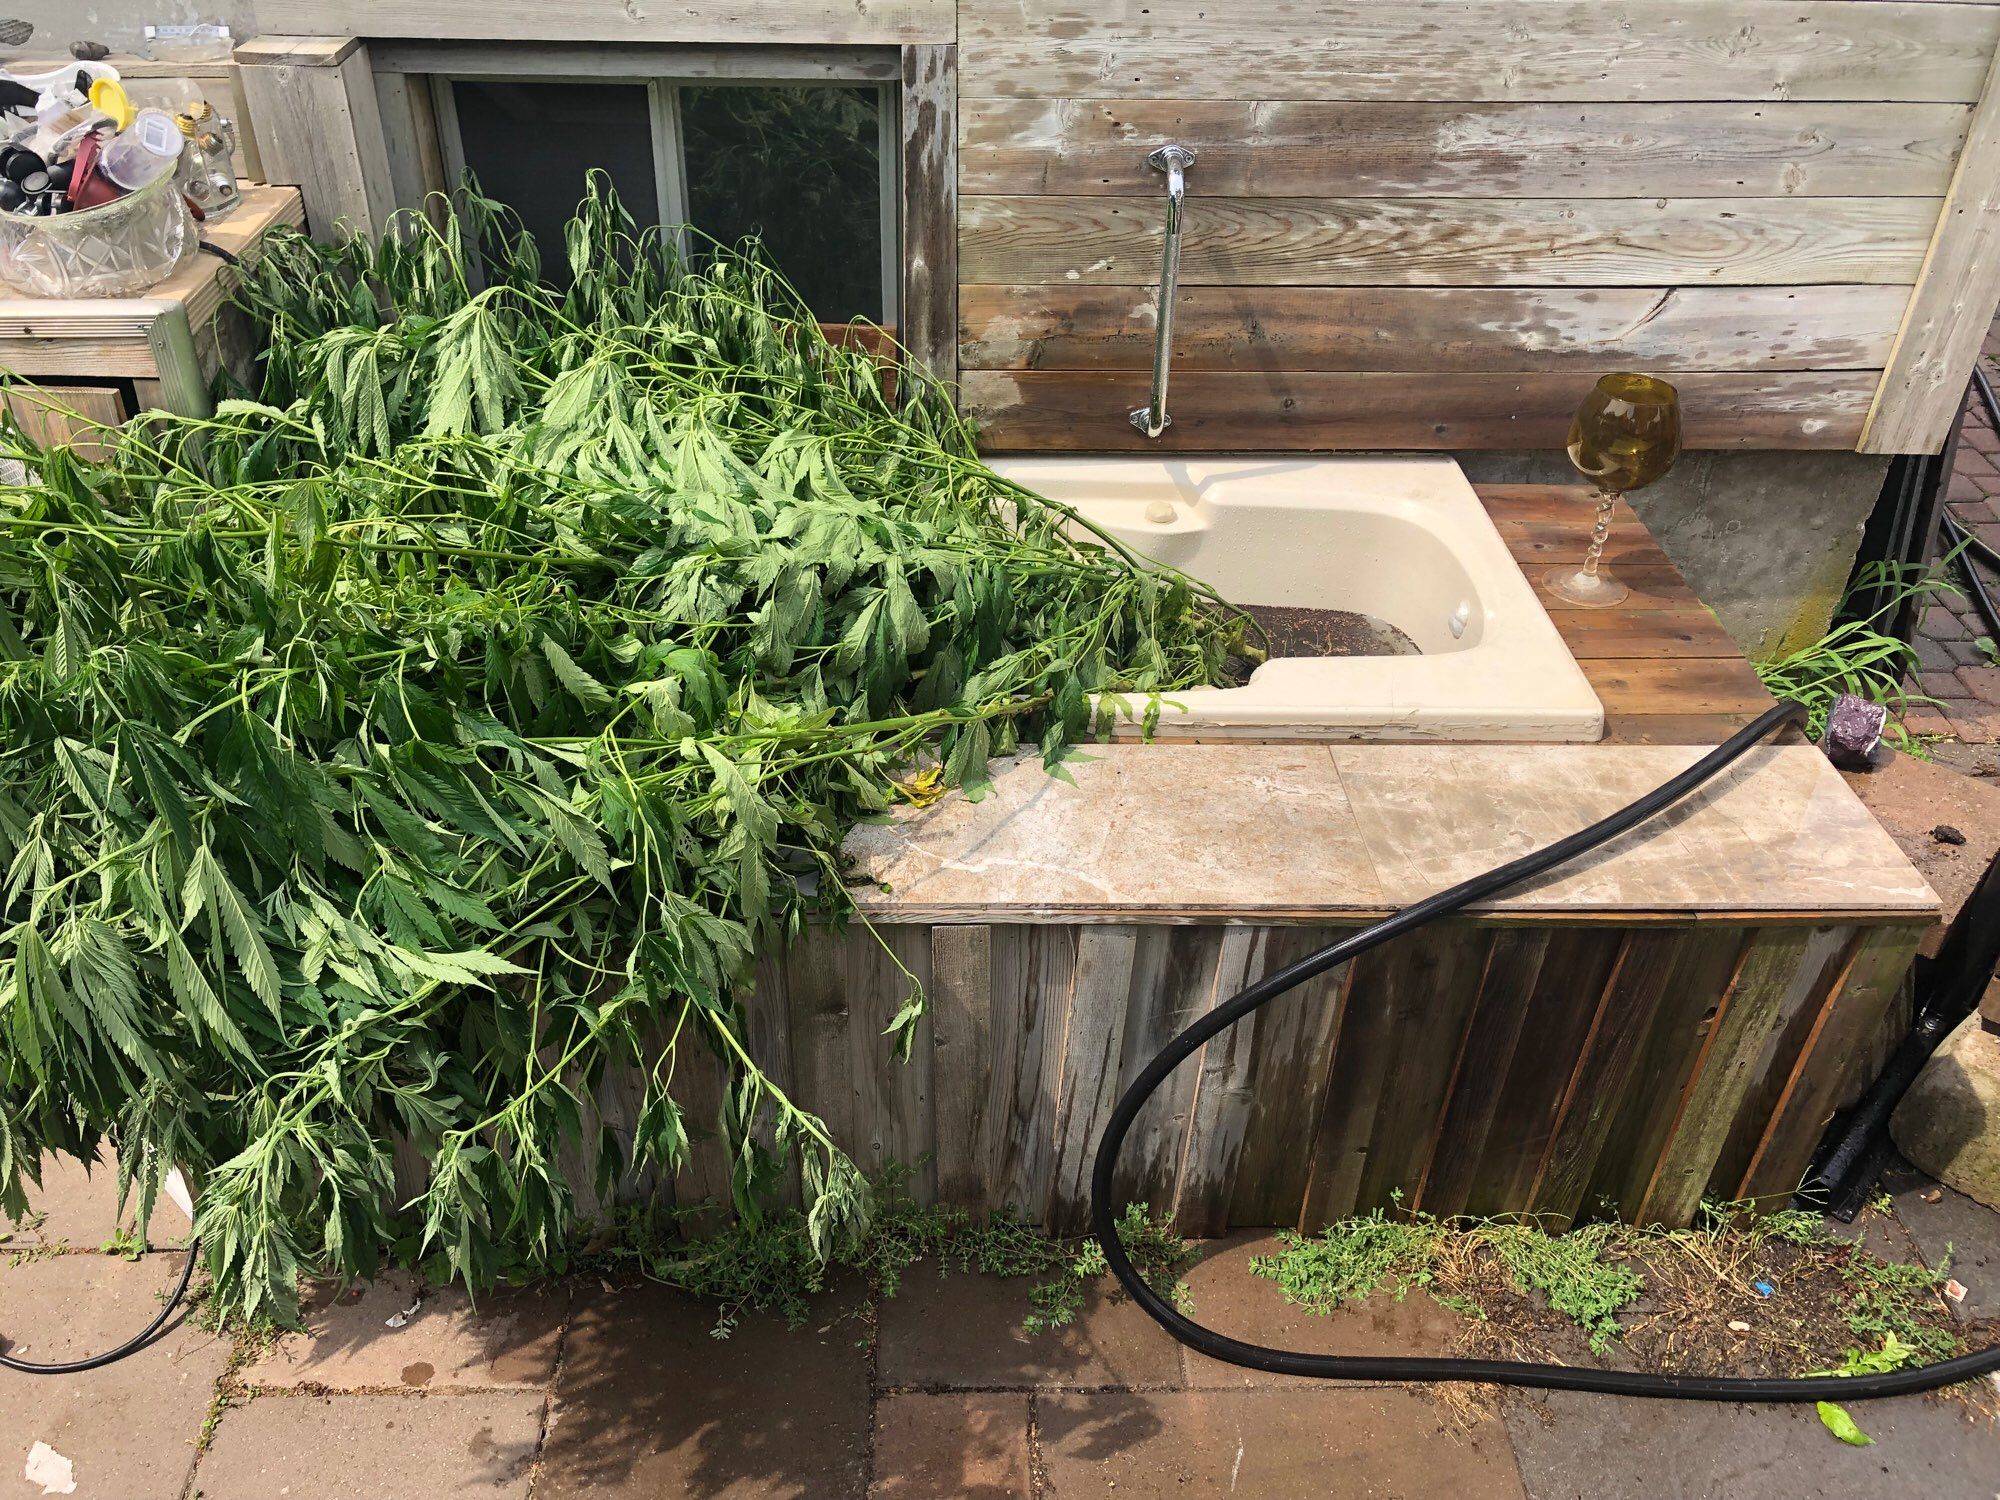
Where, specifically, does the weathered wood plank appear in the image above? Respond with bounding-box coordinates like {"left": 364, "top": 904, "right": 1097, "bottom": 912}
{"left": 961, "top": 100, "right": 1970, "bottom": 199}
{"left": 960, "top": 196, "right": 1935, "bottom": 289}
{"left": 1533, "top": 611, "right": 1741, "bottom": 661}
{"left": 1735, "top": 925, "right": 1924, "bottom": 1206}
{"left": 1864, "top": 36, "right": 2000, "bottom": 452}
{"left": 1706, "top": 926, "right": 1859, "bottom": 1199}
{"left": 964, "top": 370, "right": 1875, "bottom": 452}
{"left": 987, "top": 926, "right": 1075, "bottom": 1216}
{"left": 1299, "top": 922, "right": 1495, "bottom": 1225}
{"left": 846, "top": 924, "right": 936, "bottom": 1200}
{"left": 1585, "top": 929, "right": 1756, "bottom": 1220}
{"left": 1228, "top": 931, "right": 1351, "bottom": 1228}
{"left": 901, "top": 45, "right": 959, "bottom": 386}
{"left": 1491, "top": 518, "right": 1673, "bottom": 569}
{"left": 784, "top": 924, "right": 858, "bottom": 1165}
{"left": 1176, "top": 928, "right": 1272, "bottom": 1235}
{"left": 958, "top": 285, "right": 1910, "bottom": 375}
{"left": 237, "top": 38, "right": 398, "bottom": 241}
{"left": 957, "top": 1, "right": 2000, "bottom": 104}
{"left": 260, "top": 0, "right": 956, "bottom": 43}
{"left": 666, "top": 1013, "right": 734, "bottom": 1229}
{"left": 1350, "top": 925, "right": 1496, "bottom": 1216}
{"left": 1529, "top": 930, "right": 1690, "bottom": 1227}
{"left": 1638, "top": 928, "right": 1829, "bottom": 1225}
{"left": 1045, "top": 925, "right": 1140, "bottom": 1231}
{"left": 930, "top": 924, "right": 995, "bottom": 1208}
{"left": 1460, "top": 930, "right": 1627, "bottom": 1218}
{"left": 0, "top": 387, "right": 126, "bottom": 462}
{"left": 1110, "top": 927, "right": 1225, "bottom": 1214}
{"left": 1414, "top": 929, "right": 1552, "bottom": 1219}
{"left": 1581, "top": 658, "right": 1778, "bottom": 718}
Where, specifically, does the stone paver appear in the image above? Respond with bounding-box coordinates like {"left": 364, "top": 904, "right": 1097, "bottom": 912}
{"left": 1914, "top": 349, "right": 2000, "bottom": 745}
{"left": 874, "top": 1271, "right": 1184, "bottom": 1390}
{"left": 5, "top": 1151, "right": 189, "bottom": 1250}
{"left": 1881, "top": 1152, "right": 2000, "bottom": 1322}
{"left": 870, "top": 1392, "right": 1031, "bottom": 1499}
{"left": 1037, "top": 1388, "right": 1529, "bottom": 1498}
{"left": 534, "top": 1279, "right": 871, "bottom": 1498}
{"left": 0, "top": 1255, "right": 228, "bottom": 1500}
{"left": 242, "top": 1269, "right": 568, "bottom": 1392}
{"left": 1502, "top": 1388, "right": 2000, "bottom": 1500}
{"left": 193, "top": 1392, "right": 545, "bottom": 1499}
{"left": 1177, "top": 1232, "right": 1475, "bottom": 1388}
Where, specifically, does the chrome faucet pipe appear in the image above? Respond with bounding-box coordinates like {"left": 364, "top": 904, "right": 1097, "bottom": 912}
{"left": 1130, "top": 143, "right": 1195, "bottom": 439}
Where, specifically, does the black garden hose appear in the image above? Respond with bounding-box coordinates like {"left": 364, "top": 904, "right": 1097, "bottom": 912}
{"left": 1092, "top": 698, "right": 2000, "bottom": 1399}
{"left": 0, "top": 1235, "right": 200, "bottom": 1375}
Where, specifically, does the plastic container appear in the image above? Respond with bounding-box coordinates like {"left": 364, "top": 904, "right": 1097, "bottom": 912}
{"left": 99, "top": 109, "right": 183, "bottom": 191}
{"left": 0, "top": 167, "right": 195, "bottom": 297}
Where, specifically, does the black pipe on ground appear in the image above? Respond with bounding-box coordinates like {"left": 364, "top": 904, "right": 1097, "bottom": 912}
{"left": 1092, "top": 699, "right": 2000, "bottom": 1399}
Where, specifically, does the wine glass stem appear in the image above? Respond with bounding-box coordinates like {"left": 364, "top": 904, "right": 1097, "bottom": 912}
{"left": 1582, "top": 489, "right": 1617, "bottom": 581}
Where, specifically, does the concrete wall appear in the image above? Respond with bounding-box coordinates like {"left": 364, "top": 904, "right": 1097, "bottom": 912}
{"left": 1459, "top": 450, "right": 1892, "bottom": 662}
{"left": 3, "top": 1, "right": 260, "bottom": 57}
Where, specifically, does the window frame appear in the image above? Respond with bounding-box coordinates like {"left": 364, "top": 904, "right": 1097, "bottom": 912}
{"left": 417, "top": 51, "right": 901, "bottom": 325}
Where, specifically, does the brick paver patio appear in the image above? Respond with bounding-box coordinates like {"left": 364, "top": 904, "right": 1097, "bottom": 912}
{"left": 5, "top": 1156, "right": 2000, "bottom": 1498}
{"left": 1907, "top": 324, "right": 2000, "bottom": 744}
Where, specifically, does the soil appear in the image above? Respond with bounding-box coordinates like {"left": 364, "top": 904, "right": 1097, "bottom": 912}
{"left": 1221, "top": 604, "right": 1425, "bottom": 683}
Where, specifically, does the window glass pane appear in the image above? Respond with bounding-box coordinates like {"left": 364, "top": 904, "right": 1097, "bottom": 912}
{"left": 679, "top": 85, "right": 885, "bottom": 323}
{"left": 451, "top": 81, "right": 659, "bottom": 282}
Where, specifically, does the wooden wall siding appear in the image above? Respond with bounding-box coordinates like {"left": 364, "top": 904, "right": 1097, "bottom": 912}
{"left": 605, "top": 916, "right": 1921, "bottom": 1234}
{"left": 956, "top": 0, "right": 2000, "bottom": 454}
{"left": 961, "top": 370, "right": 1878, "bottom": 451}
{"left": 957, "top": 2, "right": 2000, "bottom": 104}
{"left": 260, "top": 0, "right": 956, "bottom": 44}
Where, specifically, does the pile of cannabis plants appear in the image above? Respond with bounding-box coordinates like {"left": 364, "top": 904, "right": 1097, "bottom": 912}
{"left": 0, "top": 181, "right": 1237, "bottom": 1321}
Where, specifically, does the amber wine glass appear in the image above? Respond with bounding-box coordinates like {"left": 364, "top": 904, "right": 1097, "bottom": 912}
{"left": 1546, "top": 373, "right": 1681, "bottom": 608}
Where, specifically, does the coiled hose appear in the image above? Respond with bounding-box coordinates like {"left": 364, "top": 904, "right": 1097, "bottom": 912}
{"left": 0, "top": 1237, "right": 200, "bottom": 1375}
{"left": 1092, "top": 699, "right": 2000, "bottom": 1399}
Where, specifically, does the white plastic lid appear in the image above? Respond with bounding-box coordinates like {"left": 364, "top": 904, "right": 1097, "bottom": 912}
{"left": 132, "top": 108, "right": 183, "bottom": 158}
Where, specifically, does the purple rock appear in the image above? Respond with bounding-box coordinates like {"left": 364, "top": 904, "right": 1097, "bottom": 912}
{"left": 1822, "top": 693, "right": 1889, "bottom": 770}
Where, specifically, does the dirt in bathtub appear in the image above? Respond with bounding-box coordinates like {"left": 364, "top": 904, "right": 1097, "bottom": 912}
{"left": 1223, "top": 604, "right": 1422, "bottom": 682}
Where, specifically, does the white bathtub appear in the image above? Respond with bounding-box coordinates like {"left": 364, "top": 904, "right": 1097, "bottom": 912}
{"left": 988, "top": 456, "right": 1605, "bottom": 742}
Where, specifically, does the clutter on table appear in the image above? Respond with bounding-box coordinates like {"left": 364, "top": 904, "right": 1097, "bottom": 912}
{"left": 0, "top": 58, "right": 245, "bottom": 295}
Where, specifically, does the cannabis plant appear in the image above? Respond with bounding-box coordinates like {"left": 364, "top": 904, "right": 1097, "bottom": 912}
{"left": 0, "top": 178, "right": 1237, "bottom": 1321}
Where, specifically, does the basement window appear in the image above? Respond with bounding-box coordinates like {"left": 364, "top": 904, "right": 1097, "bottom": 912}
{"left": 433, "top": 76, "right": 896, "bottom": 323}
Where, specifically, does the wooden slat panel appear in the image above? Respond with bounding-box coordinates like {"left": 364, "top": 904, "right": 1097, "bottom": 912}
{"left": 1228, "top": 932, "right": 1351, "bottom": 1228}
{"left": 1538, "top": 611, "right": 1741, "bottom": 661}
{"left": 666, "top": 1016, "right": 734, "bottom": 1229}
{"left": 1638, "top": 927, "right": 1830, "bottom": 1225}
{"left": 930, "top": 924, "right": 995, "bottom": 1208}
{"left": 260, "top": 0, "right": 956, "bottom": 43}
{"left": 1529, "top": 930, "right": 1691, "bottom": 1227}
{"left": 964, "top": 370, "right": 1875, "bottom": 451}
{"left": 1706, "top": 926, "right": 1858, "bottom": 1198}
{"left": 785, "top": 924, "right": 858, "bottom": 1155}
{"left": 1176, "top": 928, "right": 1270, "bottom": 1235}
{"left": 0, "top": 388, "right": 126, "bottom": 462}
{"left": 1865, "top": 37, "right": 2000, "bottom": 451}
{"left": 1110, "top": 927, "right": 1225, "bottom": 1215}
{"left": 987, "top": 926, "right": 1074, "bottom": 1215}
{"left": 1734, "top": 926, "right": 1922, "bottom": 1206}
{"left": 1298, "top": 921, "right": 1494, "bottom": 1225}
{"left": 900, "top": 44, "right": 959, "bottom": 385}
{"left": 740, "top": 953, "right": 802, "bottom": 1207}
{"left": 1459, "top": 930, "right": 1627, "bottom": 1218}
{"left": 1045, "top": 925, "right": 1140, "bottom": 1231}
{"left": 960, "top": 196, "right": 1935, "bottom": 288}
{"left": 847, "top": 924, "right": 936, "bottom": 1199}
{"left": 1492, "top": 518, "right": 1673, "bottom": 569}
{"left": 1586, "top": 929, "right": 1756, "bottom": 1220}
{"left": 959, "top": 285, "right": 1910, "bottom": 374}
{"left": 958, "top": 1, "right": 2000, "bottom": 104}
{"left": 1414, "top": 929, "right": 1551, "bottom": 1218}
{"left": 961, "top": 100, "right": 1970, "bottom": 199}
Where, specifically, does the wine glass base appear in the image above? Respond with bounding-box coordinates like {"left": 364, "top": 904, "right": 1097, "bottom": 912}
{"left": 1544, "top": 565, "right": 1630, "bottom": 608}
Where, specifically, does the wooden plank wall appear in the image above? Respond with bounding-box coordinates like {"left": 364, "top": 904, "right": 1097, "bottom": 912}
{"left": 955, "top": 0, "right": 2000, "bottom": 455}
{"left": 619, "top": 916, "right": 1922, "bottom": 1233}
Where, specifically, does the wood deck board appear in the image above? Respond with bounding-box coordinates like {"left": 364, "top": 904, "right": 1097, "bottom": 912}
{"left": 1477, "top": 482, "right": 1777, "bottom": 745}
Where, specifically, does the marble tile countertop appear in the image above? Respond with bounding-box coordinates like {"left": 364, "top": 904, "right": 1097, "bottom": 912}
{"left": 843, "top": 744, "right": 1940, "bottom": 922}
